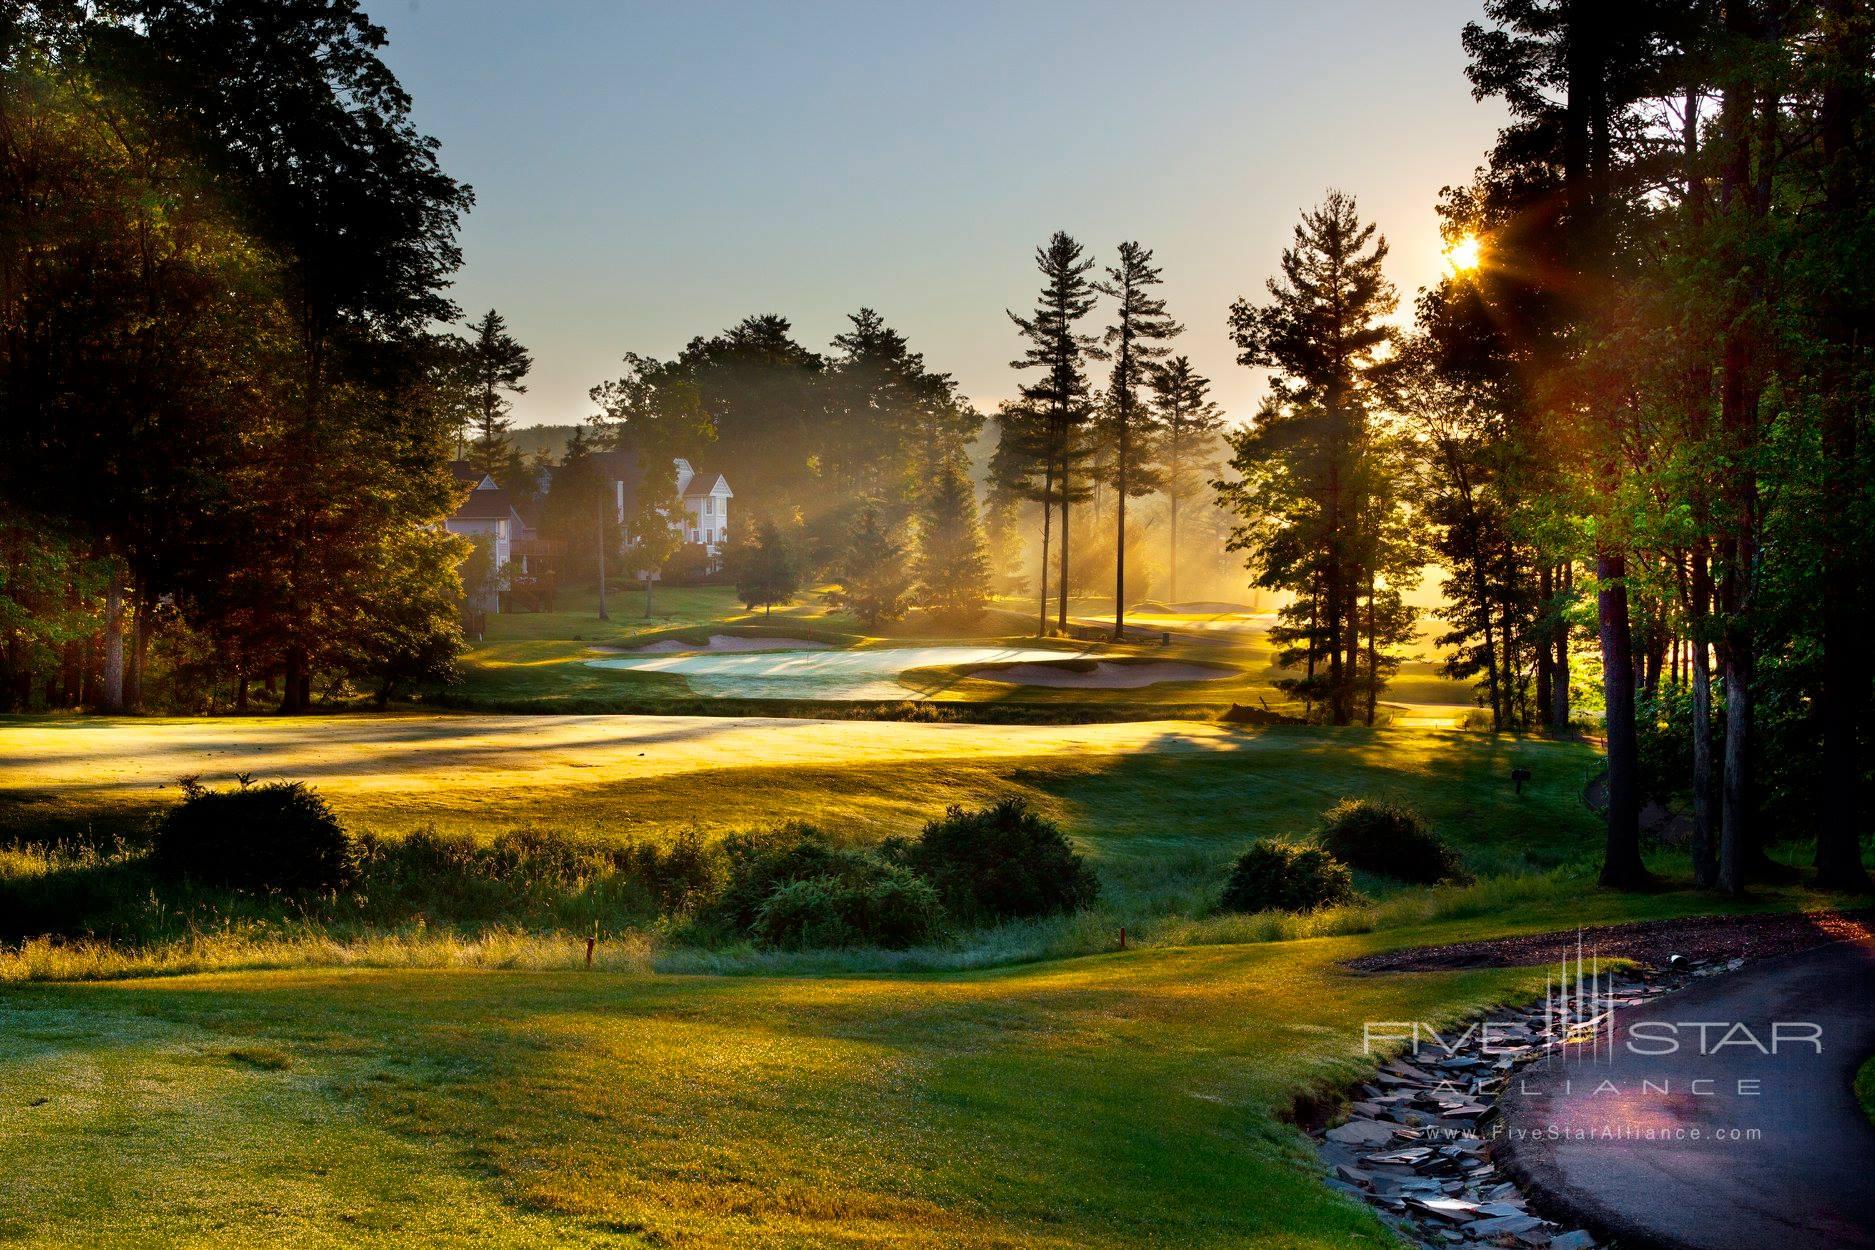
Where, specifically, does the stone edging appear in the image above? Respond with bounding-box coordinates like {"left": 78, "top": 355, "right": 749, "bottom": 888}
{"left": 1311, "top": 952, "right": 1745, "bottom": 1249}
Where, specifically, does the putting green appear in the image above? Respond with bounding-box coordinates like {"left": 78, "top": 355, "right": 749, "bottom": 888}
{"left": 584, "top": 644, "right": 1130, "bottom": 699}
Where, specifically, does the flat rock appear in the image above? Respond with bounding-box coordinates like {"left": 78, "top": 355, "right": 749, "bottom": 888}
{"left": 1324, "top": 1118, "right": 1396, "bottom": 1147}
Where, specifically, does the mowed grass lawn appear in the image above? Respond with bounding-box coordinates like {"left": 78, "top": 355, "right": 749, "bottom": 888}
{"left": 2, "top": 710, "right": 1860, "bottom": 1246}
{"left": 4, "top": 888, "right": 1844, "bottom": 1250}
{"left": 0, "top": 713, "right": 1597, "bottom": 876}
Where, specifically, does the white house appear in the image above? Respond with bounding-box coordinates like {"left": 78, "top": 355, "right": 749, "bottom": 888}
{"left": 589, "top": 449, "right": 733, "bottom": 559}
{"left": 675, "top": 458, "right": 732, "bottom": 553}
{"left": 444, "top": 464, "right": 521, "bottom": 570}
{"left": 445, "top": 461, "right": 538, "bottom": 614}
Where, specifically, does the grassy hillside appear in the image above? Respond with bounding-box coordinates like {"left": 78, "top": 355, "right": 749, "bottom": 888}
{"left": 0, "top": 715, "right": 1597, "bottom": 879}
{"left": 3, "top": 705, "right": 1860, "bottom": 1247}
{"left": 0, "top": 882, "right": 1850, "bottom": 1250}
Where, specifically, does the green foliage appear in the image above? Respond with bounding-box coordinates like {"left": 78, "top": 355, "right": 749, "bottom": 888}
{"left": 751, "top": 863, "right": 944, "bottom": 950}
{"left": 456, "top": 308, "right": 532, "bottom": 472}
{"left": 827, "top": 503, "right": 912, "bottom": 628}
{"left": 348, "top": 826, "right": 718, "bottom": 928}
{"left": 1218, "top": 841, "right": 1353, "bottom": 914}
{"left": 152, "top": 780, "right": 350, "bottom": 894}
{"left": 732, "top": 519, "right": 800, "bottom": 615}
{"left": 341, "top": 525, "right": 466, "bottom": 707}
{"left": 1317, "top": 799, "right": 1470, "bottom": 885}
{"left": 1221, "top": 192, "right": 1418, "bottom": 725}
{"left": 912, "top": 459, "right": 990, "bottom": 622}
{"left": 902, "top": 798, "right": 1099, "bottom": 923}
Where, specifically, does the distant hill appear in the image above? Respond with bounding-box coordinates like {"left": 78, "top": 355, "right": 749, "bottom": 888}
{"left": 513, "top": 424, "right": 580, "bottom": 460}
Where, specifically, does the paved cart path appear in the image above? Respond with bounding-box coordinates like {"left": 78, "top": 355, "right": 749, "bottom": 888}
{"left": 1498, "top": 938, "right": 1875, "bottom": 1250}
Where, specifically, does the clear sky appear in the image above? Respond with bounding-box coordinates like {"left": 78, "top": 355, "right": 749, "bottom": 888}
{"left": 375, "top": 0, "right": 1507, "bottom": 430}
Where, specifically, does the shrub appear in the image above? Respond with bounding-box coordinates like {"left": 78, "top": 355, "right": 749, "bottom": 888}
{"left": 1317, "top": 799, "right": 1470, "bottom": 884}
{"left": 750, "top": 863, "right": 944, "bottom": 950}
{"left": 904, "top": 798, "right": 1099, "bottom": 923}
{"left": 151, "top": 779, "right": 349, "bottom": 893}
{"left": 347, "top": 826, "right": 721, "bottom": 928}
{"left": 1218, "top": 841, "right": 1353, "bottom": 913}
{"left": 705, "top": 826, "right": 874, "bottom": 935}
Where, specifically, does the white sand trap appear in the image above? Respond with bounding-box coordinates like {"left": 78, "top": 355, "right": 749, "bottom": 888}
{"left": 586, "top": 644, "right": 1100, "bottom": 699}
{"left": 969, "top": 660, "right": 1235, "bottom": 689}
{"left": 592, "top": 634, "right": 835, "bottom": 655}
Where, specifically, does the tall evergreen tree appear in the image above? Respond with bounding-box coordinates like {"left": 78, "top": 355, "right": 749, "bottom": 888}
{"left": 1009, "top": 232, "right": 1103, "bottom": 633}
{"left": 461, "top": 308, "right": 532, "bottom": 480}
{"left": 914, "top": 456, "right": 990, "bottom": 623}
{"left": 1461, "top": 0, "right": 1679, "bottom": 888}
{"left": 1094, "top": 242, "right": 1181, "bottom": 638}
{"left": 733, "top": 519, "right": 799, "bottom": 617}
{"left": 828, "top": 503, "right": 913, "bottom": 629}
{"left": 1149, "top": 356, "right": 1225, "bottom": 605}
{"left": 826, "top": 309, "right": 982, "bottom": 510}
{"left": 1223, "top": 192, "right": 1403, "bottom": 725}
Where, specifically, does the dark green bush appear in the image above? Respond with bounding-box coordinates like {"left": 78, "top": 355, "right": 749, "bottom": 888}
{"left": 704, "top": 825, "right": 877, "bottom": 935}
{"left": 750, "top": 863, "right": 944, "bottom": 950}
{"left": 1218, "top": 841, "right": 1353, "bottom": 913}
{"left": 1317, "top": 799, "right": 1470, "bottom": 884}
{"left": 902, "top": 798, "right": 1099, "bottom": 923}
{"left": 347, "top": 826, "right": 720, "bottom": 928}
{"left": 151, "top": 779, "right": 349, "bottom": 893}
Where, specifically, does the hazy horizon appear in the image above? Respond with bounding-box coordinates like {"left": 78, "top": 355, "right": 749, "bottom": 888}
{"left": 378, "top": 1, "right": 1508, "bottom": 430}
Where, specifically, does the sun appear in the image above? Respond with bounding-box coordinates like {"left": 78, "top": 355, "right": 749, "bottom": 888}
{"left": 1443, "top": 233, "right": 1483, "bottom": 276}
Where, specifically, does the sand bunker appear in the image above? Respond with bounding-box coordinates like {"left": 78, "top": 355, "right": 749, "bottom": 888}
{"left": 586, "top": 644, "right": 1105, "bottom": 699}
{"left": 968, "top": 660, "right": 1234, "bottom": 689}
{"left": 592, "top": 634, "right": 835, "bottom": 655}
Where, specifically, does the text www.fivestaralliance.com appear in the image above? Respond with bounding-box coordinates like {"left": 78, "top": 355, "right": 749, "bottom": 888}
{"left": 1420, "top": 1125, "right": 1765, "bottom": 1143}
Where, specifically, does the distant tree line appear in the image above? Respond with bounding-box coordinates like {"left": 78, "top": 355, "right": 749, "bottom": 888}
{"left": 572, "top": 308, "right": 994, "bottom": 626}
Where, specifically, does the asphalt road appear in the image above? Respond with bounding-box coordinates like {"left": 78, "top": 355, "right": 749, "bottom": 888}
{"left": 1498, "top": 938, "right": 1875, "bottom": 1250}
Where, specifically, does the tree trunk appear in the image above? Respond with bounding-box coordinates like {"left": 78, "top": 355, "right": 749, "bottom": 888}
{"left": 125, "top": 587, "right": 148, "bottom": 711}
{"left": 1536, "top": 564, "right": 1555, "bottom": 726}
{"left": 100, "top": 559, "right": 124, "bottom": 711}
{"left": 1552, "top": 564, "right": 1572, "bottom": 730}
{"left": 1598, "top": 549, "right": 1648, "bottom": 888}
{"left": 1718, "top": 622, "right": 1752, "bottom": 896}
{"left": 281, "top": 645, "right": 308, "bottom": 713}
{"left": 1056, "top": 463, "right": 1070, "bottom": 632}
{"left": 1037, "top": 469, "right": 1053, "bottom": 637}
{"left": 1168, "top": 458, "right": 1180, "bottom": 605}
{"left": 1814, "top": 0, "right": 1872, "bottom": 891}
{"left": 596, "top": 499, "right": 610, "bottom": 622}
{"left": 1113, "top": 423, "right": 1128, "bottom": 641}
{"left": 1325, "top": 562, "right": 1346, "bottom": 725}
{"left": 1690, "top": 540, "right": 1718, "bottom": 887}
{"left": 1364, "top": 568, "right": 1378, "bottom": 726}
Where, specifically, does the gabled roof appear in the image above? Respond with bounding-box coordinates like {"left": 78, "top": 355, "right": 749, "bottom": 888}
{"left": 451, "top": 488, "right": 520, "bottom": 523}
{"left": 448, "top": 460, "right": 496, "bottom": 489}
{"left": 588, "top": 448, "right": 641, "bottom": 483}
{"left": 681, "top": 468, "right": 731, "bottom": 499}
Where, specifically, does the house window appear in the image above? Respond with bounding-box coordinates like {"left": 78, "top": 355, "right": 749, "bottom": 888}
{"left": 703, "top": 497, "right": 714, "bottom": 516}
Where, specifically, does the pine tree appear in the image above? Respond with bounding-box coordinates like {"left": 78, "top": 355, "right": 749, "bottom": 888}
{"left": 1008, "top": 232, "right": 1103, "bottom": 633}
{"left": 829, "top": 503, "right": 913, "bottom": 629}
{"left": 1224, "top": 192, "right": 1402, "bottom": 725}
{"left": 733, "top": 520, "right": 799, "bottom": 617}
{"left": 826, "top": 309, "right": 982, "bottom": 508}
{"left": 914, "top": 457, "right": 990, "bottom": 623}
{"left": 462, "top": 309, "right": 532, "bottom": 481}
{"left": 1094, "top": 242, "right": 1181, "bottom": 639}
{"left": 990, "top": 399, "right": 1057, "bottom": 634}
{"left": 1148, "top": 356, "right": 1224, "bottom": 605}
{"left": 1460, "top": 0, "right": 1679, "bottom": 890}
